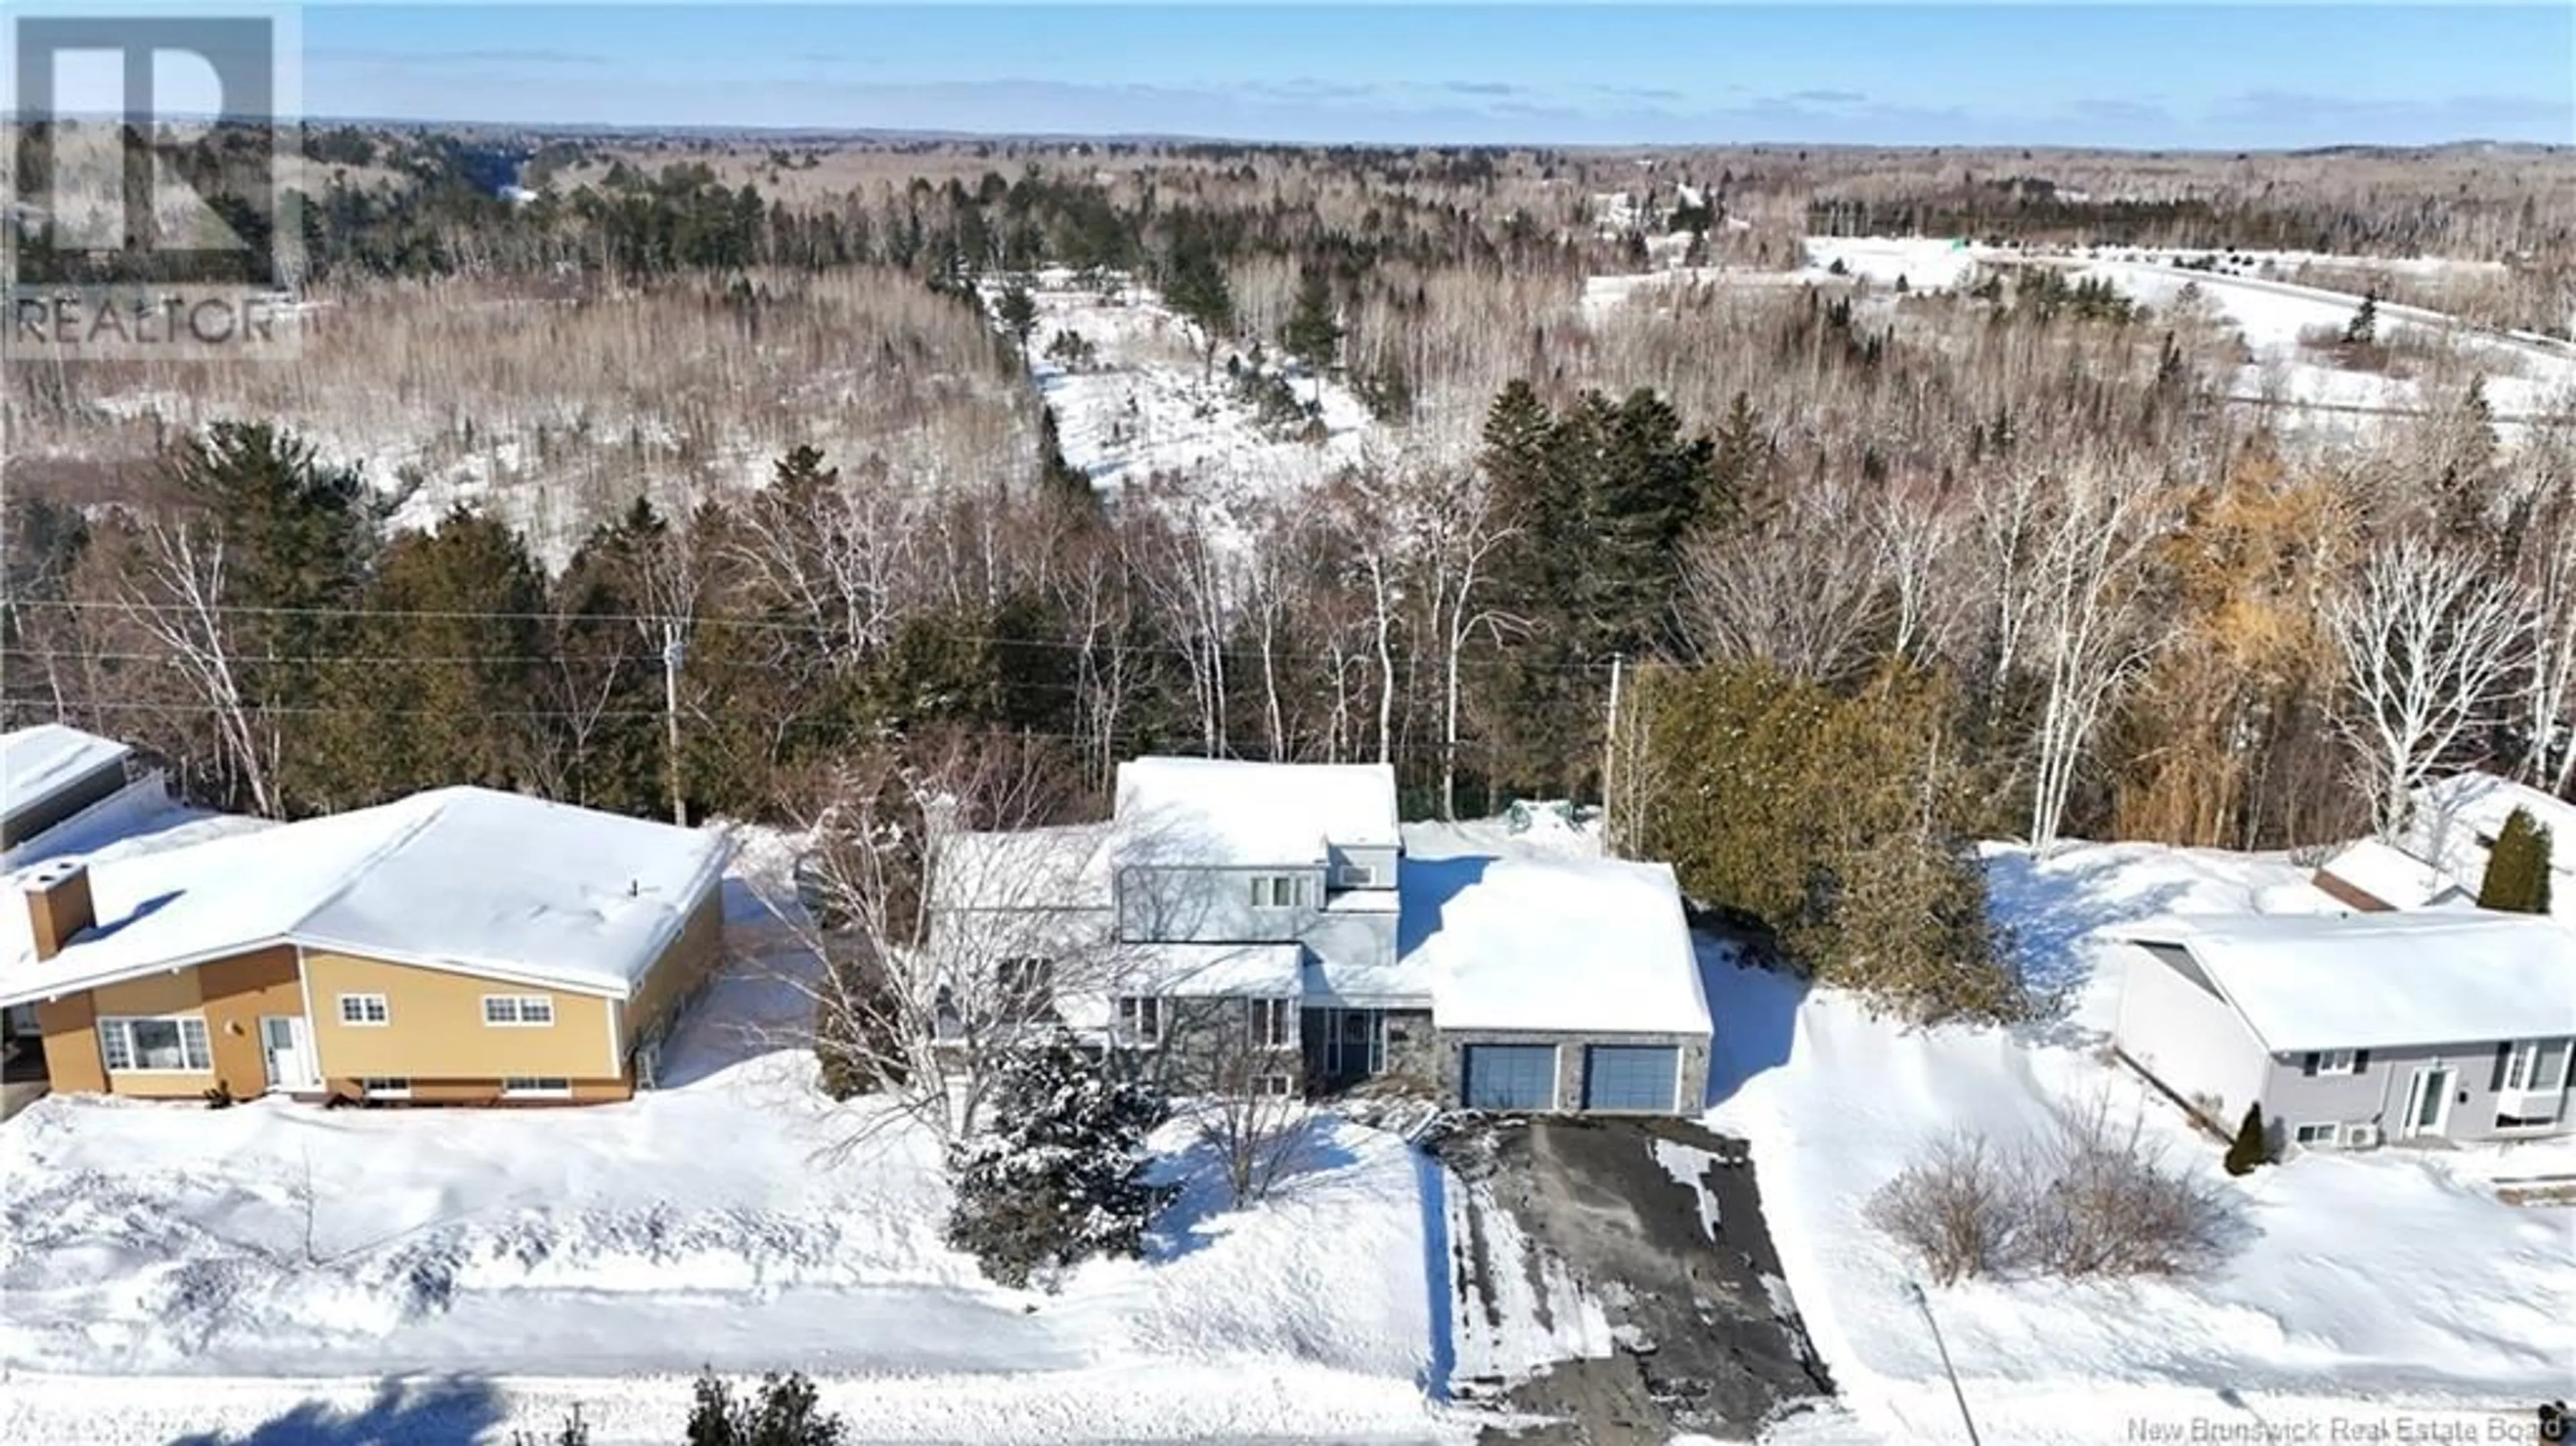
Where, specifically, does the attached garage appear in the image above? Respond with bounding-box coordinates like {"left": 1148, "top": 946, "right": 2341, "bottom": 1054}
{"left": 1462, "top": 1044, "right": 1558, "bottom": 1110}
{"left": 1582, "top": 1044, "right": 1680, "bottom": 1112}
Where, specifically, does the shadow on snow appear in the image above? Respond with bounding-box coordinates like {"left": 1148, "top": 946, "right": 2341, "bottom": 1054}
{"left": 166, "top": 1376, "right": 505, "bottom": 1446}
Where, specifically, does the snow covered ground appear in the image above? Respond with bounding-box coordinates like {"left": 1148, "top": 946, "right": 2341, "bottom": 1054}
{"left": 1587, "top": 235, "right": 2575, "bottom": 443}
{"left": 989, "top": 270, "right": 1381, "bottom": 518}
{"left": 0, "top": 826, "right": 1465, "bottom": 1445}
{"left": 1703, "top": 840, "right": 2576, "bottom": 1446}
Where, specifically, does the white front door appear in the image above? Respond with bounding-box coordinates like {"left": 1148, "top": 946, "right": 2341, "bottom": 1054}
{"left": 2400, "top": 1065, "right": 2455, "bottom": 1139}
{"left": 260, "top": 1016, "right": 317, "bottom": 1092}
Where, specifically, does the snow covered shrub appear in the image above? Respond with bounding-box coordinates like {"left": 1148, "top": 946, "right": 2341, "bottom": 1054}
{"left": 686, "top": 1369, "right": 845, "bottom": 1446}
{"left": 1864, "top": 1129, "right": 2027, "bottom": 1285}
{"left": 944, "top": 1042, "right": 1173, "bottom": 1288}
{"left": 1872, "top": 1100, "right": 2233, "bottom": 1283}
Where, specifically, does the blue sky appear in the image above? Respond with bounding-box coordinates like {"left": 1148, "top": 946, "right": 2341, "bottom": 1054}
{"left": 285, "top": 4, "right": 2572, "bottom": 148}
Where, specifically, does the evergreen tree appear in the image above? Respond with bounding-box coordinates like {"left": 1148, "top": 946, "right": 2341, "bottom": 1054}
{"left": 1281, "top": 266, "right": 1342, "bottom": 402}
{"left": 2224, "top": 1102, "right": 2269, "bottom": 1175}
{"left": 2343, "top": 291, "right": 2379, "bottom": 347}
{"left": 2477, "top": 808, "right": 2555, "bottom": 915}
{"left": 995, "top": 280, "right": 1039, "bottom": 359}
{"left": 1705, "top": 390, "right": 1770, "bottom": 528}
{"left": 945, "top": 1041, "right": 1172, "bottom": 1288}
{"left": 685, "top": 1370, "right": 845, "bottom": 1446}
{"left": 160, "top": 422, "right": 380, "bottom": 815}
{"left": 546, "top": 499, "right": 678, "bottom": 817}
{"left": 1162, "top": 245, "right": 1234, "bottom": 380}
{"left": 1036, "top": 405, "right": 1095, "bottom": 508}
{"left": 305, "top": 506, "right": 547, "bottom": 809}
{"left": 1637, "top": 661, "right": 2019, "bottom": 1022}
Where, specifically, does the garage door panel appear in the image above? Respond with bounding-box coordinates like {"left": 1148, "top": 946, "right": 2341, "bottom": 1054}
{"left": 1462, "top": 1044, "right": 1557, "bottom": 1110}
{"left": 1583, "top": 1045, "right": 1678, "bottom": 1112}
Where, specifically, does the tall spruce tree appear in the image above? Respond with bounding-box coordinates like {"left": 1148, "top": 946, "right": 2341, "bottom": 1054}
{"left": 1281, "top": 266, "right": 1342, "bottom": 402}
{"left": 945, "top": 1041, "right": 1171, "bottom": 1288}
{"left": 306, "top": 505, "right": 546, "bottom": 809}
{"left": 2477, "top": 808, "right": 2555, "bottom": 915}
{"left": 161, "top": 422, "right": 380, "bottom": 815}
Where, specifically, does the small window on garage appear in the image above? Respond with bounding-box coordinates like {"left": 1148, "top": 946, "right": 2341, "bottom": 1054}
{"left": 1462, "top": 1044, "right": 1557, "bottom": 1111}
{"left": 1582, "top": 1044, "right": 1680, "bottom": 1112}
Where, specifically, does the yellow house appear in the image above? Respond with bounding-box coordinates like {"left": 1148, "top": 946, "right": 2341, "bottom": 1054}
{"left": 0, "top": 787, "right": 729, "bottom": 1106}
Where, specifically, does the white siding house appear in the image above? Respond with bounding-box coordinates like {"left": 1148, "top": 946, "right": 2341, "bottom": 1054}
{"left": 2110, "top": 912, "right": 2576, "bottom": 1148}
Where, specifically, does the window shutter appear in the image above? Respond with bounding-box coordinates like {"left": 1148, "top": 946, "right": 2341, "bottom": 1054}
{"left": 2491, "top": 1042, "right": 2514, "bottom": 1093}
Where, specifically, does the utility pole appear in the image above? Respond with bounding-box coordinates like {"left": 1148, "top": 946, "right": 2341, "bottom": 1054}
{"left": 661, "top": 622, "right": 687, "bottom": 828}
{"left": 1602, "top": 653, "right": 1625, "bottom": 856}
{"left": 1907, "top": 1280, "right": 1981, "bottom": 1446}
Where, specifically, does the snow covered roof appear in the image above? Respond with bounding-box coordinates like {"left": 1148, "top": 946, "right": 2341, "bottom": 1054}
{"left": 2314, "top": 838, "right": 2471, "bottom": 911}
{"left": 0, "top": 787, "right": 730, "bottom": 1007}
{"left": 1128, "top": 942, "right": 1303, "bottom": 997}
{"left": 1, "top": 725, "right": 129, "bottom": 819}
{"left": 1113, "top": 757, "right": 1399, "bottom": 867}
{"left": 930, "top": 822, "right": 1117, "bottom": 912}
{"left": 1413, "top": 856, "right": 1712, "bottom": 1036}
{"left": 2111, "top": 911, "right": 2576, "bottom": 1054}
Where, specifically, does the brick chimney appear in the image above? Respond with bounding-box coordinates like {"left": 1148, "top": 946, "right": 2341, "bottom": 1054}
{"left": 21, "top": 859, "right": 94, "bottom": 961}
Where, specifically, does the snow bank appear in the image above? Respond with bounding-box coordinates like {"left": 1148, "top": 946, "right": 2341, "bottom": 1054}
{"left": 1703, "top": 841, "right": 2575, "bottom": 1445}
{"left": 0, "top": 836, "right": 1455, "bottom": 1442}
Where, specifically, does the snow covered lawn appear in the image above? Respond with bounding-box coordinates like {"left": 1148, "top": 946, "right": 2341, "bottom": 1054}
{"left": 0, "top": 846, "right": 1461, "bottom": 1445}
{"left": 1703, "top": 841, "right": 2575, "bottom": 1445}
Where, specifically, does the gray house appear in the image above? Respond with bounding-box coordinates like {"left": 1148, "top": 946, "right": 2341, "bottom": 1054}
{"left": 2109, "top": 911, "right": 2576, "bottom": 1149}
{"left": 929, "top": 757, "right": 1713, "bottom": 1115}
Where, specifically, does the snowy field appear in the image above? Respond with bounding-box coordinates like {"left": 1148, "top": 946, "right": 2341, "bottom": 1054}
{"left": 1703, "top": 840, "right": 2576, "bottom": 1446}
{"left": 992, "top": 270, "right": 1383, "bottom": 512}
{"left": 1587, "top": 235, "right": 2576, "bottom": 444}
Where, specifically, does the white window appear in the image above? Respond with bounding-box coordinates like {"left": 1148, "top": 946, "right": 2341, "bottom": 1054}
{"left": 338, "top": 993, "right": 390, "bottom": 1026}
{"left": 1254, "top": 1072, "right": 1296, "bottom": 1098}
{"left": 2300, "top": 1050, "right": 2363, "bottom": 1076}
{"left": 2502, "top": 1038, "right": 2572, "bottom": 1093}
{"left": 502, "top": 1076, "right": 572, "bottom": 1098}
{"left": 96, "top": 1015, "right": 213, "bottom": 1072}
{"left": 1248, "top": 874, "right": 1311, "bottom": 910}
{"left": 1116, "top": 995, "right": 1164, "bottom": 1044}
{"left": 2292, "top": 1122, "right": 2337, "bottom": 1146}
{"left": 1248, "top": 997, "right": 1293, "bottom": 1048}
{"left": 360, "top": 1076, "right": 411, "bottom": 1099}
{"left": 482, "top": 995, "right": 556, "bottom": 1027}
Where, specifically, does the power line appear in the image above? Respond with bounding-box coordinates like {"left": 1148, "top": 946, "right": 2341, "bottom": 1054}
{"left": 3, "top": 595, "right": 1627, "bottom": 676}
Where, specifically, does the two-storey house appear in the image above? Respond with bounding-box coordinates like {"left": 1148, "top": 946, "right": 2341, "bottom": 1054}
{"left": 927, "top": 756, "right": 1713, "bottom": 1115}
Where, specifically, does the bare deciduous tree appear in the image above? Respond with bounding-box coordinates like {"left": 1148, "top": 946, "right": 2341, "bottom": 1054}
{"left": 2329, "top": 535, "right": 2528, "bottom": 837}
{"left": 2020, "top": 459, "right": 2172, "bottom": 851}
{"left": 1684, "top": 473, "right": 1891, "bottom": 681}
{"left": 767, "top": 734, "right": 1128, "bottom": 1155}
